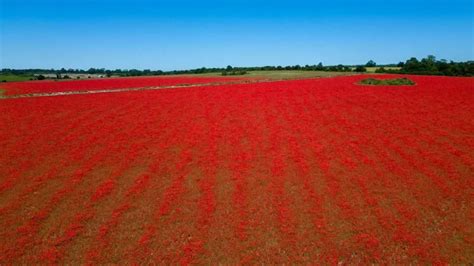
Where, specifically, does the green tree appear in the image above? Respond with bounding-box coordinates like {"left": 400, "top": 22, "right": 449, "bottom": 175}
{"left": 365, "top": 60, "right": 376, "bottom": 67}
{"left": 316, "top": 62, "right": 324, "bottom": 70}
{"left": 404, "top": 57, "right": 420, "bottom": 72}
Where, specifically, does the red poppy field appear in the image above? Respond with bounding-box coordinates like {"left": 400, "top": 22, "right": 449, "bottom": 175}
{"left": 0, "top": 74, "right": 473, "bottom": 264}
{"left": 0, "top": 75, "right": 248, "bottom": 96}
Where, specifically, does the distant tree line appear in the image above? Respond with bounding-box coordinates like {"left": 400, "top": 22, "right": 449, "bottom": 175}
{"left": 1, "top": 63, "right": 367, "bottom": 78}
{"left": 376, "top": 55, "right": 474, "bottom": 76}
{"left": 2, "top": 55, "right": 472, "bottom": 80}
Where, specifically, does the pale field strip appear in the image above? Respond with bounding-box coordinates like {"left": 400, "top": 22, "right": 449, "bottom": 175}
{"left": 0, "top": 80, "right": 264, "bottom": 99}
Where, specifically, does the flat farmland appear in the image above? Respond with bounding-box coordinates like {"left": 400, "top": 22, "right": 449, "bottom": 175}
{"left": 0, "top": 74, "right": 473, "bottom": 264}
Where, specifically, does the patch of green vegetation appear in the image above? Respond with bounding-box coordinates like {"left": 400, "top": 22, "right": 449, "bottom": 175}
{"left": 0, "top": 89, "right": 4, "bottom": 96}
{"left": 0, "top": 74, "right": 35, "bottom": 82}
{"left": 222, "top": 70, "right": 247, "bottom": 76}
{"left": 359, "top": 77, "right": 415, "bottom": 86}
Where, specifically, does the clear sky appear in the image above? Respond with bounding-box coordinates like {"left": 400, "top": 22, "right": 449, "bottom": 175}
{"left": 1, "top": 0, "right": 473, "bottom": 70}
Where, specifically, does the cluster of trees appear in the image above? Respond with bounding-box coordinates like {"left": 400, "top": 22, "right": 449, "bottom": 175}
{"left": 382, "top": 55, "right": 474, "bottom": 76}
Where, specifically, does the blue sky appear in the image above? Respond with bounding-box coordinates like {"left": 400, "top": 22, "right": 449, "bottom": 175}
{"left": 1, "top": 0, "right": 473, "bottom": 70}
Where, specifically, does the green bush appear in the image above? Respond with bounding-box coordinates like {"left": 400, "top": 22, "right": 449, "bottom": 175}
{"left": 375, "top": 67, "right": 385, "bottom": 73}
{"left": 366, "top": 60, "right": 377, "bottom": 67}
{"left": 359, "top": 77, "right": 415, "bottom": 86}
{"left": 354, "top": 66, "right": 367, "bottom": 72}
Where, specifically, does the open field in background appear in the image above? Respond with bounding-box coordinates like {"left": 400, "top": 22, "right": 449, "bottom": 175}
{"left": 0, "top": 74, "right": 35, "bottom": 82}
{"left": 365, "top": 67, "right": 401, "bottom": 73}
{"left": 0, "top": 70, "right": 359, "bottom": 93}
{"left": 195, "top": 68, "right": 401, "bottom": 77}
{"left": 245, "top": 70, "right": 359, "bottom": 78}
{"left": 0, "top": 74, "right": 473, "bottom": 264}
{"left": 0, "top": 71, "right": 357, "bottom": 97}
{"left": 197, "top": 70, "right": 357, "bottom": 79}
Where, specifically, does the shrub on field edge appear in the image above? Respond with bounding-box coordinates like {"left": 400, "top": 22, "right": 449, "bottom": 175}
{"left": 354, "top": 66, "right": 367, "bottom": 72}
{"left": 359, "top": 77, "right": 415, "bottom": 86}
